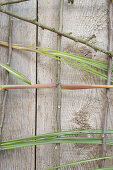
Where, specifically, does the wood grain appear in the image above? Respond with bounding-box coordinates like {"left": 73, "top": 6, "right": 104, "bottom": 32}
{"left": 0, "top": 0, "right": 9, "bottom": 116}
{"left": 0, "top": 0, "right": 112, "bottom": 169}
{"left": 36, "top": 0, "right": 60, "bottom": 169}
{"left": 0, "top": 0, "right": 36, "bottom": 169}
{"left": 60, "top": 0, "right": 109, "bottom": 169}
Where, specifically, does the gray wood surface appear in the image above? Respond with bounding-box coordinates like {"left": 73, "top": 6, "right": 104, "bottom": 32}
{"left": 36, "top": 1, "right": 59, "bottom": 169}
{"left": 0, "top": 0, "right": 112, "bottom": 169}
{"left": 0, "top": 0, "right": 36, "bottom": 169}
{"left": 61, "top": 0, "right": 110, "bottom": 169}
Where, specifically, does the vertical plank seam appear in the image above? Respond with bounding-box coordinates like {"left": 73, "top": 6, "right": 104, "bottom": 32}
{"left": 102, "top": 0, "right": 112, "bottom": 167}
{"left": 56, "top": 0, "right": 64, "bottom": 167}
{"left": 0, "top": 17, "right": 13, "bottom": 148}
{"left": 35, "top": 0, "right": 38, "bottom": 169}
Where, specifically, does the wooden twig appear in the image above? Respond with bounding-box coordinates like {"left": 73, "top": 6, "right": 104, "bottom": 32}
{"left": 1, "top": 84, "right": 113, "bottom": 90}
{"left": 57, "top": 0, "right": 64, "bottom": 131}
{"left": 56, "top": 0, "right": 64, "bottom": 167}
{"left": 0, "top": 7, "right": 113, "bottom": 57}
{"left": 86, "top": 34, "right": 96, "bottom": 42}
{"left": 101, "top": 0, "right": 113, "bottom": 167}
{"left": 0, "top": 18, "right": 13, "bottom": 147}
{"left": 0, "top": 0, "right": 29, "bottom": 6}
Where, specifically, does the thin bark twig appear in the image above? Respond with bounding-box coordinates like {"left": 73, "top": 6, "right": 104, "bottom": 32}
{"left": 0, "top": 7, "right": 113, "bottom": 57}
{"left": 101, "top": 0, "right": 113, "bottom": 167}
{"left": 86, "top": 34, "right": 96, "bottom": 42}
{"left": 0, "top": 0, "right": 29, "bottom": 6}
{"left": 56, "top": 0, "right": 64, "bottom": 167}
{"left": 0, "top": 18, "right": 13, "bottom": 147}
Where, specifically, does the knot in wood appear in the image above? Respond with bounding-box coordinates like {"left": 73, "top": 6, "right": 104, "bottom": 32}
{"left": 68, "top": 0, "right": 74, "bottom": 4}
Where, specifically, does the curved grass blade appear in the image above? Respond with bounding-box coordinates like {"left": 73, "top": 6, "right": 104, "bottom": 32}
{"left": 92, "top": 166, "right": 113, "bottom": 170}
{"left": 0, "top": 62, "right": 31, "bottom": 84}
{"left": 2, "top": 137, "right": 113, "bottom": 150}
{"left": 2, "top": 129, "right": 112, "bottom": 145}
{"left": 40, "top": 48, "right": 108, "bottom": 71}
{"left": 46, "top": 156, "right": 113, "bottom": 170}
{"left": 15, "top": 43, "right": 108, "bottom": 71}
{"left": 0, "top": 41, "right": 109, "bottom": 71}
{"left": 38, "top": 51, "right": 113, "bottom": 82}
{"left": 0, "top": 41, "right": 112, "bottom": 82}
{"left": 1, "top": 130, "right": 113, "bottom": 150}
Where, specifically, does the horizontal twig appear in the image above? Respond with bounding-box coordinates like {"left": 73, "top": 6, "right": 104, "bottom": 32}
{"left": 1, "top": 84, "right": 113, "bottom": 90}
{"left": 0, "top": 0, "right": 29, "bottom": 6}
{"left": 0, "top": 6, "right": 113, "bottom": 57}
{"left": 61, "top": 84, "right": 113, "bottom": 90}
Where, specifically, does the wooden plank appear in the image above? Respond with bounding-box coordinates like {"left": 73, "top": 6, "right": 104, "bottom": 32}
{"left": 105, "top": 2, "right": 113, "bottom": 167}
{"left": 0, "top": 1, "right": 9, "bottom": 116}
{"left": 36, "top": 0, "right": 60, "bottom": 169}
{"left": 0, "top": 0, "right": 112, "bottom": 169}
{"left": 0, "top": 0, "right": 36, "bottom": 169}
{"left": 60, "top": 0, "right": 109, "bottom": 169}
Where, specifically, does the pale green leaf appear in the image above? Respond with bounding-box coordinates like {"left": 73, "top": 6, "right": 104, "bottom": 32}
{"left": 46, "top": 156, "right": 113, "bottom": 170}
{"left": 0, "top": 62, "right": 31, "bottom": 84}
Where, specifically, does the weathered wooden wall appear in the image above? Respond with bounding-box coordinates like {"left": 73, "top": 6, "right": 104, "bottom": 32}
{"left": 0, "top": 0, "right": 112, "bottom": 169}
{"left": 61, "top": 1, "right": 109, "bottom": 169}
{"left": 0, "top": 0, "right": 36, "bottom": 169}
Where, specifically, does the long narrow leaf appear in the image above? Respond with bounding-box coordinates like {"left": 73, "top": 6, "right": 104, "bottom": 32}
{"left": 2, "top": 129, "right": 113, "bottom": 144}
{"left": 40, "top": 51, "right": 111, "bottom": 82}
{"left": 1, "top": 130, "right": 113, "bottom": 150}
{"left": 0, "top": 61, "right": 31, "bottom": 84}
{"left": 0, "top": 41, "right": 112, "bottom": 82}
{"left": 46, "top": 156, "right": 113, "bottom": 170}
{"left": 2, "top": 137, "right": 113, "bottom": 150}
{"left": 92, "top": 167, "right": 113, "bottom": 170}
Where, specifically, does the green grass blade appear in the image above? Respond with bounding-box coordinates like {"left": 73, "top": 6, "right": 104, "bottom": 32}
{"left": 92, "top": 166, "right": 113, "bottom": 170}
{"left": 1, "top": 137, "right": 103, "bottom": 147}
{"left": 35, "top": 47, "right": 108, "bottom": 71}
{"left": 46, "top": 156, "right": 113, "bottom": 170}
{"left": 4, "top": 43, "right": 112, "bottom": 82}
{"left": 39, "top": 51, "right": 112, "bottom": 82}
{"left": 1, "top": 129, "right": 113, "bottom": 150}
{"left": 0, "top": 61, "right": 31, "bottom": 84}
{"left": 42, "top": 49, "right": 108, "bottom": 71}
{"left": 2, "top": 129, "right": 113, "bottom": 145}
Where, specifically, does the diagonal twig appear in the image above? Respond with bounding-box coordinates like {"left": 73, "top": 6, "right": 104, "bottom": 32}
{"left": 0, "top": 6, "right": 113, "bottom": 57}
{"left": 101, "top": 0, "right": 113, "bottom": 167}
{"left": 0, "top": 0, "right": 29, "bottom": 6}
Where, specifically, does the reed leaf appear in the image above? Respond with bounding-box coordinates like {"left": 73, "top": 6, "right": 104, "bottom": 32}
{"left": 46, "top": 156, "right": 113, "bottom": 170}
{"left": 1, "top": 130, "right": 113, "bottom": 150}
{"left": 1, "top": 130, "right": 113, "bottom": 169}
{"left": 38, "top": 50, "right": 110, "bottom": 82}
{"left": 92, "top": 167, "right": 113, "bottom": 170}
{"left": 13, "top": 44, "right": 109, "bottom": 71}
{"left": 0, "top": 41, "right": 112, "bottom": 82}
{"left": 0, "top": 61, "right": 31, "bottom": 84}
